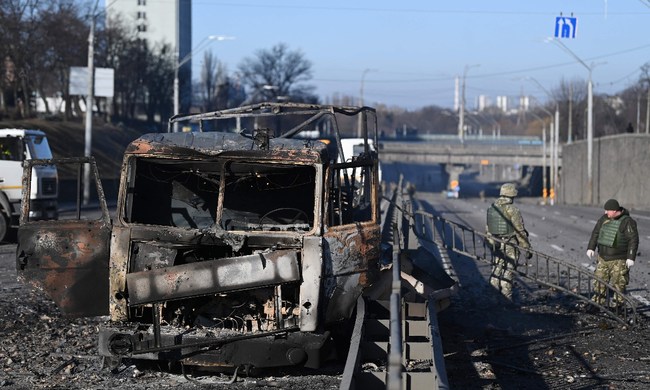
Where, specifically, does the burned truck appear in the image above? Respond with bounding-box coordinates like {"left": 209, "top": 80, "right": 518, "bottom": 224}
{"left": 16, "top": 103, "right": 382, "bottom": 370}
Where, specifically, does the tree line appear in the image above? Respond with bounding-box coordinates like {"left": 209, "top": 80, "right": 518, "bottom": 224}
{"left": 0, "top": 0, "right": 317, "bottom": 125}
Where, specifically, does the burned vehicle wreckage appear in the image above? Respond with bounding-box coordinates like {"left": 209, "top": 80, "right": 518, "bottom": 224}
{"left": 16, "top": 103, "right": 383, "bottom": 371}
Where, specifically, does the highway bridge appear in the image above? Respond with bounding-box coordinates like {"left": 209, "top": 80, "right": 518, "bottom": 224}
{"left": 378, "top": 135, "right": 559, "bottom": 167}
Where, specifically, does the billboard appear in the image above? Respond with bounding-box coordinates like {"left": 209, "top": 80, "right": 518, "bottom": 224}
{"left": 69, "top": 67, "right": 114, "bottom": 97}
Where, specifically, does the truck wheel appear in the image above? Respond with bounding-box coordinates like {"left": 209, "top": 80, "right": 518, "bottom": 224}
{"left": 0, "top": 213, "right": 7, "bottom": 243}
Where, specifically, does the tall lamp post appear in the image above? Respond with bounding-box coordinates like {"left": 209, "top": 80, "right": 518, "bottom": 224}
{"left": 358, "top": 68, "right": 377, "bottom": 137}
{"left": 458, "top": 64, "right": 480, "bottom": 142}
{"left": 173, "top": 35, "right": 234, "bottom": 132}
{"left": 546, "top": 38, "right": 601, "bottom": 205}
{"left": 359, "top": 68, "right": 377, "bottom": 107}
{"left": 529, "top": 111, "right": 548, "bottom": 204}
{"left": 526, "top": 77, "right": 560, "bottom": 205}
{"left": 83, "top": 0, "right": 100, "bottom": 205}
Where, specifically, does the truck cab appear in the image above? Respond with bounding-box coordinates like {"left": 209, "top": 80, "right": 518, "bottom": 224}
{"left": 0, "top": 129, "right": 57, "bottom": 242}
{"left": 16, "top": 103, "right": 382, "bottom": 371}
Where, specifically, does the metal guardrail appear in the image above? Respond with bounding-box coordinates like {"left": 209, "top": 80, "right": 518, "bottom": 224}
{"left": 388, "top": 180, "right": 404, "bottom": 390}
{"left": 380, "top": 178, "right": 450, "bottom": 390}
{"left": 408, "top": 209, "right": 639, "bottom": 325}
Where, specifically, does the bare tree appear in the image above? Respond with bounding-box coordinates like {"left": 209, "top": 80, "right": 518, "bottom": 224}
{"left": 198, "top": 50, "right": 228, "bottom": 111}
{"left": 0, "top": 1, "right": 90, "bottom": 119}
{"left": 0, "top": 0, "right": 43, "bottom": 118}
{"left": 99, "top": 14, "right": 171, "bottom": 122}
{"left": 554, "top": 77, "right": 587, "bottom": 141}
{"left": 37, "top": 1, "right": 88, "bottom": 118}
{"left": 143, "top": 43, "right": 174, "bottom": 123}
{"left": 237, "top": 43, "right": 318, "bottom": 104}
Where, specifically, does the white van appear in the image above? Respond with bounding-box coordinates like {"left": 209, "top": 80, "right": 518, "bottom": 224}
{"left": 0, "top": 129, "right": 58, "bottom": 241}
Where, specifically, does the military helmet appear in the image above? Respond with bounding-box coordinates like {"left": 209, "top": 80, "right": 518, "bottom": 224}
{"left": 500, "top": 183, "right": 518, "bottom": 197}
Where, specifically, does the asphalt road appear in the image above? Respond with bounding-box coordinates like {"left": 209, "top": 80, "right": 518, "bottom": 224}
{"left": 382, "top": 161, "right": 650, "bottom": 314}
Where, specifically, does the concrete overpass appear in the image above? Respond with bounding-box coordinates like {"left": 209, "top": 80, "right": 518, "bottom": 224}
{"left": 378, "top": 136, "right": 560, "bottom": 167}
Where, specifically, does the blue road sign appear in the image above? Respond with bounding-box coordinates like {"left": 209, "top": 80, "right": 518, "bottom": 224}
{"left": 555, "top": 16, "right": 577, "bottom": 39}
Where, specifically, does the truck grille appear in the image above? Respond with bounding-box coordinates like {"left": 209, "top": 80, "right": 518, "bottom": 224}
{"left": 41, "top": 177, "right": 57, "bottom": 195}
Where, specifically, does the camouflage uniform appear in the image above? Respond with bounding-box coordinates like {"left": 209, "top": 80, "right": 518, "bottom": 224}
{"left": 486, "top": 184, "right": 531, "bottom": 300}
{"left": 588, "top": 206, "right": 639, "bottom": 306}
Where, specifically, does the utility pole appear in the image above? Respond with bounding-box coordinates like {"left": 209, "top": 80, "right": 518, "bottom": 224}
{"left": 554, "top": 107, "right": 560, "bottom": 205}
{"left": 458, "top": 64, "right": 479, "bottom": 142}
{"left": 587, "top": 75, "right": 593, "bottom": 204}
{"left": 358, "top": 68, "right": 376, "bottom": 137}
{"left": 636, "top": 92, "right": 641, "bottom": 133}
{"left": 646, "top": 87, "right": 650, "bottom": 134}
{"left": 173, "top": 35, "right": 234, "bottom": 132}
{"left": 542, "top": 126, "right": 547, "bottom": 205}
{"left": 546, "top": 38, "right": 602, "bottom": 205}
{"left": 549, "top": 121, "right": 555, "bottom": 206}
{"left": 567, "top": 82, "right": 573, "bottom": 143}
{"left": 83, "top": 0, "right": 99, "bottom": 205}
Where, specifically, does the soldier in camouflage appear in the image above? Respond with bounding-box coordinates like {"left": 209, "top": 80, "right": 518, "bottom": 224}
{"left": 587, "top": 199, "right": 639, "bottom": 308}
{"left": 486, "top": 183, "right": 532, "bottom": 300}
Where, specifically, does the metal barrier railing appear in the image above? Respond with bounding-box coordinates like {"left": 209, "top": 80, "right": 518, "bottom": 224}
{"left": 383, "top": 178, "right": 450, "bottom": 390}
{"left": 388, "top": 179, "right": 404, "bottom": 390}
{"left": 408, "top": 208, "right": 639, "bottom": 326}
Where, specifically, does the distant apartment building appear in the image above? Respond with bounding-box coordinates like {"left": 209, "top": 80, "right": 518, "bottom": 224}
{"left": 495, "top": 96, "right": 507, "bottom": 113}
{"left": 518, "top": 95, "right": 530, "bottom": 112}
{"left": 107, "top": 0, "right": 192, "bottom": 113}
{"left": 477, "top": 95, "right": 491, "bottom": 112}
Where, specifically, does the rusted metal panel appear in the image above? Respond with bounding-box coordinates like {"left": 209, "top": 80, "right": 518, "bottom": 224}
{"left": 125, "top": 132, "right": 328, "bottom": 164}
{"left": 109, "top": 226, "right": 131, "bottom": 321}
{"left": 322, "top": 222, "right": 381, "bottom": 323}
{"left": 131, "top": 242, "right": 177, "bottom": 271}
{"left": 16, "top": 157, "right": 112, "bottom": 317}
{"left": 16, "top": 220, "right": 111, "bottom": 317}
{"left": 299, "top": 236, "right": 323, "bottom": 331}
{"left": 126, "top": 249, "right": 301, "bottom": 305}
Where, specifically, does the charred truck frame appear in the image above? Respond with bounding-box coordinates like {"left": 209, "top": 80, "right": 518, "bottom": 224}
{"left": 16, "top": 103, "right": 382, "bottom": 371}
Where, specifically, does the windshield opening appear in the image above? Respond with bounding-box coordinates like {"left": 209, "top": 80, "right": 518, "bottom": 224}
{"left": 125, "top": 158, "right": 220, "bottom": 228}
{"left": 221, "top": 162, "right": 315, "bottom": 232}
{"left": 124, "top": 157, "right": 316, "bottom": 232}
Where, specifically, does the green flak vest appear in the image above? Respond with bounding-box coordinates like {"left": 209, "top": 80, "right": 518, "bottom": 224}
{"left": 487, "top": 204, "right": 514, "bottom": 236}
{"left": 597, "top": 215, "right": 629, "bottom": 248}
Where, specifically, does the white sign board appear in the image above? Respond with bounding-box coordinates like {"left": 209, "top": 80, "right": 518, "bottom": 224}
{"left": 69, "top": 67, "right": 115, "bottom": 97}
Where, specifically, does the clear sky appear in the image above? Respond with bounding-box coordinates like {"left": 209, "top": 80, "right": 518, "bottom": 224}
{"left": 107, "top": 1, "right": 645, "bottom": 111}
{"left": 188, "top": 1, "right": 650, "bottom": 110}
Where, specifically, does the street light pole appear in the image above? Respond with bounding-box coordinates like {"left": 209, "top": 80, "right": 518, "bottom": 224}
{"left": 547, "top": 38, "right": 600, "bottom": 205}
{"left": 526, "top": 78, "right": 559, "bottom": 204}
{"left": 458, "top": 64, "right": 479, "bottom": 142}
{"left": 358, "top": 68, "right": 376, "bottom": 137}
{"left": 83, "top": 0, "right": 99, "bottom": 205}
{"left": 172, "top": 35, "right": 234, "bottom": 132}
{"left": 359, "top": 68, "right": 377, "bottom": 107}
{"left": 529, "top": 111, "right": 548, "bottom": 205}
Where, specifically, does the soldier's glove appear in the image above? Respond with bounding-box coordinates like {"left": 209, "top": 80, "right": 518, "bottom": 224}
{"left": 586, "top": 249, "right": 595, "bottom": 259}
{"left": 487, "top": 238, "right": 501, "bottom": 250}
{"left": 626, "top": 259, "right": 635, "bottom": 268}
{"left": 525, "top": 251, "right": 533, "bottom": 260}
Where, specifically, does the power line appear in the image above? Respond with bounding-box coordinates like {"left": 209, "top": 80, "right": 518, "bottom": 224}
{"left": 193, "top": 2, "right": 650, "bottom": 16}
{"left": 314, "top": 42, "right": 650, "bottom": 86}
